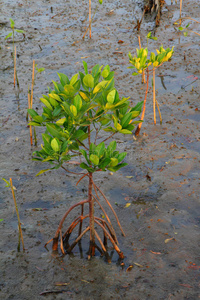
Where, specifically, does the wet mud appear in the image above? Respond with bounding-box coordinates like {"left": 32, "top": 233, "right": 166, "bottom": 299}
{"left": 0, "top": 0, "right": 200, "bottom": 299}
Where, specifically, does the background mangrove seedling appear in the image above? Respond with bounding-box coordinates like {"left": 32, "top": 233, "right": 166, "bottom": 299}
{"left": 175, "top": 18, "right": 200, "bottom": 37}
{"left": 2, "top": 178, "right": 25, "bottom": 252}
{"left": 128, "top": 44, "right": 174, "bottom": 136}
{"left": 28, "top": 61, "right": 142, "bottom": 260}
{"left": 5, "top": 18, "right": 25, "bottom": 87}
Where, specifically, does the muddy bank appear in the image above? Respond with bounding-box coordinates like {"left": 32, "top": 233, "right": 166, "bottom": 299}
{"left": 0, "top": 0, "right": 200, "bottom": 299}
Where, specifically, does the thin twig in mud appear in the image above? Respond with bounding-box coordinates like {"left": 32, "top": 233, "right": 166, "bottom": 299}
{"left": 155, "top": 98, "right": 162, "bottom": 125}
{"left": 10, "top": 178, "right": 25, "bottom": 252}
{"left": 28, "top": 92, "right": 33, "bottom": 146}
{"left": 179, "top": 0, "right": 182, "bottom": 25}
{"left": 92, "top": 182, "right": 125, "bottom": 237}
{"left": 31, "top": 60, "right": 35, "bottom": 110}
{"left": 60, "top": 230, "right": 65, "bottom": 255}
{"left": 14, "top": 46, "right": 16, "bottom": 87}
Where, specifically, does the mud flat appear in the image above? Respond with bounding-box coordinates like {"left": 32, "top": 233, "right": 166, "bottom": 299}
{"left": 0, "top": 0, "right": 200, "bottom": 299}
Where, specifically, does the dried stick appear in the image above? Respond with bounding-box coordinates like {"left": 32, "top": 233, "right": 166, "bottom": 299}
{"left": 60, "top": 229, "right": 65, "bottom": 255}
{"left": 135, "top": 67, "right": 149, "bottom": 136}
{"left": 93, "top": 182, "right": 125, "bottom": 237}
{"left": 10, "top": 178, "right": 25, "bottom": 252}
{"left": 31, "top": 60, "right": 35, "bottom": 109}
{"left": 14, "top": 46, "right": 16, "bottom": 87}
{"left": 28, "top": 92, "right": 33, "bottom": 146}
{"left": 179, "top": 0, "right": 182, "bottom": 25}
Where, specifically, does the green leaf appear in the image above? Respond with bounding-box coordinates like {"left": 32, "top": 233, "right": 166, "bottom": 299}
{"left": 49, "top": 93, "right": 62, "bottom": 102}
{"left": 107, "top": 141, "right": 116, "bottom": 153}
{"left": 132, "top": 72, "right": 139, "bottom": 76}
{"left": 121, "top": 112, "right": 132, "bottom": 128}
{"left": 70, "top": 73, "right": 79, "bottom": 86}
{"left": 89, "top": 143, "right": 96, "bottom": 155}
{"left": 56, "top": 118, "right": 66, "bottom": 126}
{"left": 99, "top": 158, "right": 111, "bottom": 169}
{"left": 15, "top": 29, "right": 24, "bottom": 34}
{"left": 183, "top": 32, "right": 188, "bottom": 37}
{"left": 178, "top": 26, "right": 184, "bottom": 31}
{"left": 82, "top": 61, "right": 88, "bottom": 74}
{"left": 119, "top": 129, "right": 132, "bottom": 134}
{"left": 33, "top": 116, "right": 44, "bottom": 123}
{"left": 83, "top": 74, "right": 94, "bottom": 88}
{"left": 102, "top": 69, "right": 109, "bottom": 78}
{"left": 90, "top": 154, "right": 99, "bottom": 165}
{"left": 46, "top": 123, "right": 62, "bottom": 139}
{"left": 2, "top": 178, "right": 10, "bottom": 187}
{"left": 5, "top": 32, "right": 12, "bottom": 40}
{"left": 110, "top": 158, "right": 118, "bottom": 167}
{"left": 70, "top": 105, "right": 77, "bottom": 117}
{"left": 36, "top": 169, "right": 50, "bottom": 176}
{"left": 28, "top": 121, "right": 41, "bottom": 126}
{"left": 40, "top": 98, "right": 53, "bottom": 111}
{"left": 95, "top": 142, "right": 105, "bottom": 157}
{"left": 108, "top": 162, "right": 128, "bottom": 172}
{"left": 51, "top": 138, "right": 60, "bottom": 152}
{"left": 117, "top": 152, "right": 127, "bottom": 163}
{"left": 93, "top": 80, "right": 108, "bottom": 94}
{"left": 27, "top": 109, "right": 38, "bottom": 118}
{"left": 79, "top": 149, "right": 90, "bottom": 164}
{"left": 57, "top": 73, "right": 70, "bottom": 86}
{"left": 9, "top": 18, "right": 15, "bottom": 29}
{"left": 107, "top": 89, "right": 116, "bottom": 104}
{"left": 74, "top": 94, "right": 82, "bottom": 111}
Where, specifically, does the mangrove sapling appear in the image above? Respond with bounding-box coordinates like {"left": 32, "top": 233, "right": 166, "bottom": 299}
{"left": 5, "top": 18, "right": 25, "bottom": 87}
{"left": 128, "top": 44, "right": 174, "bottom": 136}
{"left": 2, "top": 178, "right": 25, "bottom": 252}
{"left": 28, "top": 61, "right": 142, "bottom": 260}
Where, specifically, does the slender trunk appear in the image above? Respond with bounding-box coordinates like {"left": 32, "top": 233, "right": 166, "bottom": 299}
{"left": 153, "top": 67, "right": 156, "bottom": 125}
{"left": 88, "top": 172, "right": 95, "bottom": 257}
{"left": 135, "top": 68, "right": 149, "bottom": 136}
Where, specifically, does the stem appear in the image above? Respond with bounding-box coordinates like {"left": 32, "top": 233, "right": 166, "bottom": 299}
{"left": 153, "top": 67, "right": 156, "bottom": 125}
{"left": 10, "top": 178, "right": 25, "bottom": 252}
{"left": 179, "top": 0, "right": 182, "bottom": 25}
{"left": 135, "top": 67, "right": 149, "bottom": 136}
{"left": 28, "top": 92, "right": 33, "bottom": 146}
{"left": 101, "top": 132, "right": 116, "bottom": 143}
{"left": 31, "top": 60, "right": 35, "bottom": 109}
{"left": 88, "top": 172, "right": 95, "bottom": 258}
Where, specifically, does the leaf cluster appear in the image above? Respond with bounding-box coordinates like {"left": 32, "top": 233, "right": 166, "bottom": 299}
{"left": 128, "top": 45, "right": 174, "bottom": 75}
{"left": 5, "top": 18, "right": 24, "bottom": 40}
{"left": 28, "top": 61, "right": 143, "bottom": 175}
